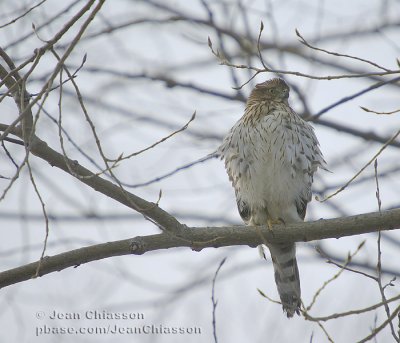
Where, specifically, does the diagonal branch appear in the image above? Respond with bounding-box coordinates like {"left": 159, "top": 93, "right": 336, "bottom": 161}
{"left": 0, "top": 123, "right": 184, "bottom": 235}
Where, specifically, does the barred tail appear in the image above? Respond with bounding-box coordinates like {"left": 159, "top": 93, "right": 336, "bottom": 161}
{"left": 269, "top": 243, "right": 301, "bottom": 317}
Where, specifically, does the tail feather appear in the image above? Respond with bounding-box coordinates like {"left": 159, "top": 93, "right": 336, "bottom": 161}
{"left": 269, "top": 243, "right": 301, "bottom": 317}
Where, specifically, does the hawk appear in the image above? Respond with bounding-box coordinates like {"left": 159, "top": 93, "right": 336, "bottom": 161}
{"left": 217, "top": 78, "right": 326, "bottom": 317}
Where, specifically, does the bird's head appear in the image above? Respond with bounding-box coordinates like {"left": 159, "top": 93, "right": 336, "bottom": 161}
{"left": 247, "top": 78, "right": 290, "bottom": 105}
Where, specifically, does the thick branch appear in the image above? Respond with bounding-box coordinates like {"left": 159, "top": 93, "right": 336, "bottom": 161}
{"left": 0, "top": 208, "right": 399, "bottom": 289}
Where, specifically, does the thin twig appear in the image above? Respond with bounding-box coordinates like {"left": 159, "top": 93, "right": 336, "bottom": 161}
{"left": 361, "top": 106, "right": 400, "bottom": 115}
{"left": 356, "top": 304, "right": 400, "bottom": 343}
{"left": 257, "top": 288, "right": 281, "bottom": 305}
{"left": 211, "top": 258, "right": 226, "bottom": 343}
{"left": 317, "top": 127, "right": 400, "bottom": 202}
{"left": 326, "top": 260, "right": 378, "bottom": 282}
{"left": 50, "top": 49, "right": 118, "bottom": 180}
{"left": 112, "top": 111, "right": 196, "bottom": 162}
{"left": 374, "top": 159, "right": 399, "bottom": 342}
{"left": 4, "top": 0, "right": 82, "bottom": 50}
{"left": 0, "top": 0, "right": 98, "bottom": 143}
{"left": 316, "top": 321, "right": 335, "bottom": 343}
{"left": 257, "top": 21, "right": 269, "bottom": 71}
{"left": 309, "top": 76, "right": 400, "bottom": 121}
{"left": 0, "top": 0, "right": 47, "bottom": 29}
{"left": 305, "top": 294, "right": 400, "bottom": 322}
{"left": 307, "top": 241, "right": 365, "bottom": 311}
{"left": 124, "top": 153, "right": 216, "bottom": 188}
{"left": 295, "top": 29, "right": 391, "bottom": 72}
{"left": 27, "top": 161, "right": 50, "bottom": 277}
{"left": 208, "top": 35, "right": 400, "bottom": 80}
{"left": 1, "top": 140, "right": 19, "bottom": 168}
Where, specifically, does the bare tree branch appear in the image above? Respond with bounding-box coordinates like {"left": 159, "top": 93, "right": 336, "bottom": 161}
{"left": 0, "top": 208, "right": 399, "bottom": 289}
{"left": 211, "top": 257, "right": 226, "bottom": 343}
{"left": 0, "top": 123, "right": 184, "bottom": 233}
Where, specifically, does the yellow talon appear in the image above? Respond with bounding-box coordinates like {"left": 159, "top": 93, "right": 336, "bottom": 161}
{"left": 267, "top": 218, "right": 285, "bottom": 230}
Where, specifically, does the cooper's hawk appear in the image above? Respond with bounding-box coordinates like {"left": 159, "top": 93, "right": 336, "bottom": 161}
{"left": 217, "top": 78, "right": 326, "bottom": 317}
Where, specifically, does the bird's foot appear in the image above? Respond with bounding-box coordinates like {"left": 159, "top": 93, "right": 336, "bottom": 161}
{"left": 266, "top": 218, "right": 285, "bottom": 230}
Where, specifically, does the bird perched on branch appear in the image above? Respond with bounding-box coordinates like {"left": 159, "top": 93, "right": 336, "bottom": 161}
{"left": 217, "top": 78, "right": 326, "bottom": 317}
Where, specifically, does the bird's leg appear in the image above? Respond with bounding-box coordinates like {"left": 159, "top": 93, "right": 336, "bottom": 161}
{"left": 259, "top": 218, "right": 286, "bottom": 259}
{"left": 267, "top": 218, "right": 285, "bottom": 230}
